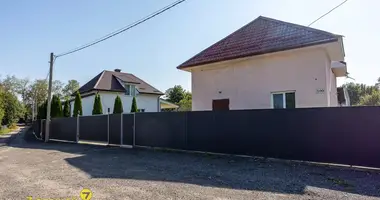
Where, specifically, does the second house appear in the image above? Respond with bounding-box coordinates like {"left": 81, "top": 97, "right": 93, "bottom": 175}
{"left": 71, "top": 69, "right": 164, "bottom": 116}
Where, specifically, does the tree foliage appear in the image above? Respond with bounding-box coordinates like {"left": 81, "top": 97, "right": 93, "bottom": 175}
{"left": 92, "top": 93, "right": 103, "bottom": 115}
{"left": 52, "top": 80, "right": 64, "bottom": 98}
{"left": 63, "top": 100, "right": 71, "bottom": 117}
{"left": 131, "top": 97, "right": 138, "bottom": 113}
{"left": 178, "top": 92, "right": 192, "bottom": 111}
{"left": 62, "top": 80, "right": 80, "bottom": 98}
{"left": 73, "top": 91, "right": 82, "bottom": 117}
{"left": 1, "top": 91, "right": 24, "bottom": 126}
{"left": 37, "top": 100, "right": 47, "bottom": 119}
{"left": 0, "top": 88, "right": 5, "bottom": 124}
{"left": 342, "top": 82, "right": 378, "bottom": 105}
{"left": 165, "top": 85, "right": 185, "bottom": 104}
{"left": 359, "top": 91, "right": 380, "bottom": 106}
{"left": 50, "top": 95, "right": 62, "bottom": 118}
{"left": 113, "top": 95, "right": 123, "bottom": 114}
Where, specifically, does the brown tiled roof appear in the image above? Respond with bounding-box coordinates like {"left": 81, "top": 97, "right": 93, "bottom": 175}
{"left": 76, "top": 70, "right": 163, "bottom": 95}
{"left": 177, "top": 16, "right": 339, "bottom": 69}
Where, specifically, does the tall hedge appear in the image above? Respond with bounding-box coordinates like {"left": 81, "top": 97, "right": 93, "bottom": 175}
{"left": 63, "top": 100, "right": 71, "bottom": 117}
{"left": 73, "top": 91, "right": 82, "bottom": 117}
{"left": 37, "top": 100, "right": 47, "bottom": 119}
{"left": 92, "top": 93, "right": 103, "bottom": 115}
{"left": 113, "top": 95, "right": 123, "bottom": 114}
{"left": 50, "top": 95, "right": 62, "bottom": 118}
{"left": 131, "top": 96, "right": 137, "bottom": 113}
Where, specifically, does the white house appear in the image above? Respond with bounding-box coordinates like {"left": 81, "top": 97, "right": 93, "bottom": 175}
{"left": 177, "top": 16, "right": 348, "bottom": 111}
{"left": 71, "top": 69, "right": 165, "bottom": 115}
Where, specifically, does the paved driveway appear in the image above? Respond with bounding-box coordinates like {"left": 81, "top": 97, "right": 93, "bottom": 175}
{"left": 0, "top": 128, "right": 379, "bottom": 200}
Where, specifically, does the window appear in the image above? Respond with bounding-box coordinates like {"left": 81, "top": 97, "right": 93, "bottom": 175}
{"left": 125, "top": 84, "right": 136, "bottom": 96}
{"left": 271, "top": 91, "right": 295, "bottom": 109}
{"left": 137, "top": 109, "right": 145, "bottom": 112}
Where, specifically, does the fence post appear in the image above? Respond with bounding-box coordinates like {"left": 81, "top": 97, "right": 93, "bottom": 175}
{"left": 40, "top": 119, "right": 43, "bottom": 138}
{"left": 133, "top": 113, "right": 136, "bottom": 147}
{"left": 120, "top": 114, "right": 123, "bottom": 146}
{"left": 107, "top": 114, "right": 110, "bottom": 145}
{"left": 76, "top": 116, "right": 80, "bottom": 143}
{"left": 185, "top": 111, "right": 188, "bottom": 149}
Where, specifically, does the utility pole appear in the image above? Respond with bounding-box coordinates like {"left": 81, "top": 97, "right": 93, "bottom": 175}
{"left": 45, "top": 52, "right": 54, "bottom": 142}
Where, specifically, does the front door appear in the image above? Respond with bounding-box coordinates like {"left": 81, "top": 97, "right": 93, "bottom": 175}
{"left": 212, "top": 99, "right": 230, "bottom": 111}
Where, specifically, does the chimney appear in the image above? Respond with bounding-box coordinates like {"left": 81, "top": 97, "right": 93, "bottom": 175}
{"left": 114, "top": 69, "right": 121, "bottom": 72}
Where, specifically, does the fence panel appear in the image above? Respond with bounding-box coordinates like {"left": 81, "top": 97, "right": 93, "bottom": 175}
{"left": 32, "top": 120, "right": 41, "bottom": 138}
{"left": 122, "top": 114, "right": 134, "bottom": 146}
{"left": 79, "top": 115, "right": 108, "bottom": 142}
{"left": 109, "top": 114, "right": 122, "bottom": 145}
{"left": 135, "top": 112, "right": 186, "bottom": 149}
{"left": 50, "top": 117, "right": 77, "bottom": 142}
{"left": 41, "top": 120, "right": 46, "bottom": 141}
{"left": 187, "top": 107, "right": 380, "bottom": 168}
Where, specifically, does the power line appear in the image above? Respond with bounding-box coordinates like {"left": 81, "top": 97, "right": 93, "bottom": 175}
{"left": 308, "top": 0, "right": 348, "bottom": 27}
{"left": 56, "top": 0, "right": 186, "bottom": 58}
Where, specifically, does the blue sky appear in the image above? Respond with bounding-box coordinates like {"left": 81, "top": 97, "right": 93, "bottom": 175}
{"left": 0, "top": 0, "right": 378, "bottom": 92}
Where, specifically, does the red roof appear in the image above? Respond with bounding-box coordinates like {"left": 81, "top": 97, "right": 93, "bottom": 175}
{"left": 177, "top": 16, "right": 339, "bottom": 69}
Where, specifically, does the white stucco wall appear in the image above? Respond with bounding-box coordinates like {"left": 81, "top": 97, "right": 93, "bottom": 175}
{"left": 191, "top": 47, "right": 334, "bottom": 111}
{"left": 70, "top": 92, "right": 160, "bottom": 116}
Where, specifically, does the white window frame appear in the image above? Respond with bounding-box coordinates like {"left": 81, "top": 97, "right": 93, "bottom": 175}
{"left": 125, "top": 84, "right": 136, "bottom": 96}
{"left": 271, "top": 91, "right": 296, "bottom": 109}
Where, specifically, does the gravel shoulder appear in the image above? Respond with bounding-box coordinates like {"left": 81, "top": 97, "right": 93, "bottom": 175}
{"left": 0, "top": 129, "right": 379, "bottom": 200}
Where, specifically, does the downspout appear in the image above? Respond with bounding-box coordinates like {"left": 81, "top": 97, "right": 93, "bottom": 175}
{"left": 158, "top": 97, "right": 160, "bottom": 112}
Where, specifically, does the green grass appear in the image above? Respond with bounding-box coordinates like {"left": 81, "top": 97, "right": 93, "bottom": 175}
{"left": 0, "top": 125, "right": 18, "bottom": 135}
{"left": 0, "top": 128, "right": 11, "bottom": 135}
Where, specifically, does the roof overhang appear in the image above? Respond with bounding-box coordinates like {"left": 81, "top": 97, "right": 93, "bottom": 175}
{"left": 160, "top": 99, "right": 179, "bottom": 109}
{"left": 331, "top": 61, "right": 347, "bottom": 77}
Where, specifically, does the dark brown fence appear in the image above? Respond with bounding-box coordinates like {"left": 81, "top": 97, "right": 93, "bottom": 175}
{"left": 135, "top": 112, "right": 187, "bottom": 149}
{"left": 32, "top": 106, "right": 380, "bottom": 168}
{"left": 109, "top": 114, "right": 122, "bottom": 145}
{"left": 134, "top": 107, "right": 380, "bottom": 168}
{"left": 79, "top": 115, "right": 108, "bottom": 142}
{"left": 50, "top": 117, "right": 77, "bottom": 142}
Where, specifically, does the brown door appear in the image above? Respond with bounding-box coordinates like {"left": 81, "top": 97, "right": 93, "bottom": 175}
{"left": 212, "top": 99, "right": 230, "bottom": 111}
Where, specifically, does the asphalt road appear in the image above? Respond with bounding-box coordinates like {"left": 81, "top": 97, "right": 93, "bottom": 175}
{"left": 0, "top": 128, "right": 379, "bottom": 200}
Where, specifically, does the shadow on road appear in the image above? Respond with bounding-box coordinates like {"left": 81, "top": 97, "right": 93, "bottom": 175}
{"left": 8, "top": 128, "right": 380, "bottom": 197}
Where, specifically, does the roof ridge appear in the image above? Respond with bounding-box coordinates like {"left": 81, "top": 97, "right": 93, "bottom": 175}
{"left": 258, "top": 16, "right": 338, "bottom": 38}
{"left": 93, "top": 70, "right": 105, "bottom": 89}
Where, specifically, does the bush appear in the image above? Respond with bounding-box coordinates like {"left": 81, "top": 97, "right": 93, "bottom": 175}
{"left": 37, "top": 100, "right": 47, "bottom": 119}
{"left": 131, "top": 97, "right": 138, "bottom": 113}
{"left": 8, "top": 123, "right": 17, "bottom": 130}
{"left": 2, "top": 91, "right": 24, "bottom": 126}
{"left": 73, "top": 91, "right": 82, "bottom": 117}
{"left": 63, "top": 100, "right": 71, "bottom": 117}
{"left": 0, "top": 91, "right": 4, "bottom": 124}
{"left": 92, "top": 93, "right": 103, "bottom": 115}
{"left": 113, "top": 95, "right": 123, "bottom": 114}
